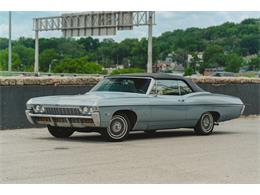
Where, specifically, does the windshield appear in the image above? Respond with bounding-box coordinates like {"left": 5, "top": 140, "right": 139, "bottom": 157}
{"left": 91, "top": 77, "right": 151, "bottom": 94}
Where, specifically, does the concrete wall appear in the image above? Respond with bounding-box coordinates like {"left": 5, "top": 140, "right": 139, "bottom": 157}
{"left": 0, "top": 85, "right": 93, "bottom": 130}
{"left": 0, "top": 76, "right": 259, "bottom": 130}
{"left": 197, "top": 83, "right": 260, "bottom": 115}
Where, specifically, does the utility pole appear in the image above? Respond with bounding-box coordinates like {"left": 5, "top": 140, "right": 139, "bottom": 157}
{"left": 147, "top": 11, "right": 153, "bottom": 73}
{"left": 8, "top": 11, "right": 12, "bottom": 72}
{"left": 34, "top": 19, "right": 39, "bottom": 73}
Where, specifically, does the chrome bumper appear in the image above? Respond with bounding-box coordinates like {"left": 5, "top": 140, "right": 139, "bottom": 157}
{"left": 25, "top": 110, "right": 100, "bottom": 128}
{"left": 240, "top": 104, "right": 246, "bottom": 115}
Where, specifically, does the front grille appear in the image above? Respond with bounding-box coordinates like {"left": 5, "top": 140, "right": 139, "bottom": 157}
{"left": 45, "top": 107, "right": 81, "bottom": 115}
{"left": 53, "top": 118, "right": 67, "bottom": 123}
{"left": 33, "top": 117, "right": 51, "bottom": 122}
{"left": 70, "top": 118, "right": 93, "bottom": 124}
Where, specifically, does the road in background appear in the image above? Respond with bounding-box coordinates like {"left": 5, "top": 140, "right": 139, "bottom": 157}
{"left": 0, "top": 117, "right": 259, "bottom": 183}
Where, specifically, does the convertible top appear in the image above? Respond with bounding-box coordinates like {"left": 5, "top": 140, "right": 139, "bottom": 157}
{"left": 107, "top": 73, "right": 204, "bottom": 92}
{"left": 108, "top": 73, "right": 183, "bottom": 79}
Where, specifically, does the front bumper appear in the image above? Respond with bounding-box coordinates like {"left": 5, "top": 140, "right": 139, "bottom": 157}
{"left": 25, "top": 110, "right": 100, "bottom": 128}
{"left": 240, "top": 104, "right": 246, "bottom": 115}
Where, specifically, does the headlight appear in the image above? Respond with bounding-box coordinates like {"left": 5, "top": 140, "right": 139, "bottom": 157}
{"left": 82, "top": 106, "right": 89, "bottom": 114}
{"left": 33, "top": 105, "right": 45, "bottom": 113}
{"left": 79, "top": 106, "right": 99, "bottom": 114}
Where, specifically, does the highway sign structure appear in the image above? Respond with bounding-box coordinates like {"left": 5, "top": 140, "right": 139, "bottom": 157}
{"left": 33, "top": 11, "right": 155, "bottom": 73}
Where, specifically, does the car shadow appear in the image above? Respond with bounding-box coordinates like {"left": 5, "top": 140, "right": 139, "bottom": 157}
{"left": 126, "top": 130, "right": 238, "bottom": 141}
{"left": 36, "top": 130, "right": 238, "bottom": 143}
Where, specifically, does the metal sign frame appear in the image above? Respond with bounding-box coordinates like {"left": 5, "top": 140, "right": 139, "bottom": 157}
{"left": 33, "top": 11, "right": 155, "bottom": 73}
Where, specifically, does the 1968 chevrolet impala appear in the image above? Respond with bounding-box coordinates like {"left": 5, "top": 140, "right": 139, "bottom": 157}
{"left": 25, "top": 73, "right": 245, "bottom": 141}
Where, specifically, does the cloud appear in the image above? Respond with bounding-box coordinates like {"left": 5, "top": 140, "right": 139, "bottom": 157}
{"left": 0, "top": 24, "right": 9, "bottom": 37}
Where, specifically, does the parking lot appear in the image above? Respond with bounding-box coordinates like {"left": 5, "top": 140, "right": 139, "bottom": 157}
{"left": 0, "top": 117, "right": 259, "bottom": 183}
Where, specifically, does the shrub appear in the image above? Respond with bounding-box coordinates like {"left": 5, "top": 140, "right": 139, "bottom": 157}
{"left": 110, "top": 67, "right": 145, "bottom": 75}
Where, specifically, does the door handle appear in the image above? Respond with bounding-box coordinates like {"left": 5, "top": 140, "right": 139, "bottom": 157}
{"left": 178, "top": 99, "right": 184, "bottom": 102}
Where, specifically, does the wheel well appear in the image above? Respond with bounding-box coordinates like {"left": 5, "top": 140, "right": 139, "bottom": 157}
{"left": 113, "top": 110, "right": 137, "bottom": 130}
{"left": 209, "top": 111, "right": 220, "bottom": 122}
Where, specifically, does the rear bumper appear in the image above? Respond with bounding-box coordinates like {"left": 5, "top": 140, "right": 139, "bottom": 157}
{"left": 240, "top": 104, "right": 246, "bottom": 115}
{"left": 25, "top": 110, "right": 100, "bottom": 128}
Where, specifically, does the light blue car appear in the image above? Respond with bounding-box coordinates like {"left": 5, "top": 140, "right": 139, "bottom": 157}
{"left": 25, "top": 73, "right": 245, "bottom": 141}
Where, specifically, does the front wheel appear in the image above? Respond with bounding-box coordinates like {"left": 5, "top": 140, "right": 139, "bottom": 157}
{"left": 194, "top": 112, "right": 214, "bottom": 135}
{"left": 101, "top": 114, "right": 131, "bottom": 142}
{"left": 47, "top": 126, "right": 74, "bottom": 138}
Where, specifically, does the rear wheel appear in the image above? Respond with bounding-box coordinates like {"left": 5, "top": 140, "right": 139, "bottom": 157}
{"left": 101, "top": 114, "right": 131, "bottom": 142}
{"left": 47, "top": 126, "right": 74, "bottom": 138}
{"left": 194, "top": 112, "right": 214, "bottom": 135}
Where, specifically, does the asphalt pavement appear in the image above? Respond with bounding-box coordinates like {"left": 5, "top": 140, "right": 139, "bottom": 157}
{"left": 0, "top": 117, "right": 259, "bottom": 183}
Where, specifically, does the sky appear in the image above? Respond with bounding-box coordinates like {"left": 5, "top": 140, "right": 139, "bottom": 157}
{"left": 0, "top": 11, "right": 260, "bottom": 41}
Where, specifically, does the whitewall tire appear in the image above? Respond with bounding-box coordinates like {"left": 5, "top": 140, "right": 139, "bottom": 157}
{"left": 102, "top": 114, "right": 131, "bottom": 142}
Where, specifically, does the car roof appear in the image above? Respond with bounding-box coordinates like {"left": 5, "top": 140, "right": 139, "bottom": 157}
{"left": 107, "top": 73, "right": 204, "bottom": 92}
{"left": 107, "top": 73, "right": 183, "bottom": 79}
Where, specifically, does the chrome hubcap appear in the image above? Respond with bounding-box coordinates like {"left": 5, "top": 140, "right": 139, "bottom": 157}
{"left": 108, "top": 115, "right": 128, "bottom": 139}
{"left": 201, "top": 113, "right": 213, "bottom": 132}
{"left": 112, "top": 121, "right": 123, "bottom": 133}
{"left": 203, "top": 116, "right": 210, "bottom": 128}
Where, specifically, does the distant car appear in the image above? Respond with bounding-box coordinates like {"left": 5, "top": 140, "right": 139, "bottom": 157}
{"left": 25, "top": 73, "right": 245, "bottom": 142}
{"left": 212, "top": 72, "right": 235, "bottom": 77}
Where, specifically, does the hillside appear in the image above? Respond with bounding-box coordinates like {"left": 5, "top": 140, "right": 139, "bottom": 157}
{"left": 0, "top": 18, "right": 259, "bottom": 73}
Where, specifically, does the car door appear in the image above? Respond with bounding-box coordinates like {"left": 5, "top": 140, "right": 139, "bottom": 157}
{"left": 148, "top": 79, "right": 187, "bottom": 129}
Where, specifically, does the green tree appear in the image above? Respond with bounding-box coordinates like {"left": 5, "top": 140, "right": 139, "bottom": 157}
{"left": 184, "top": 67, "right": 193, "bottom": 76}
{"left": 248, "top": 56, "right": 260, "bottom": 70}
{"left": 110, "top": 67, "right": 145, "bottom": 75}
{"left": 225, "top": 53, "right": 244, "bottom": 73}
{"left": 77, "top": 37, "right": 100, "bottom": 51}
{"left": 39, "top": 49, "right": 59, "bottom": 72}
{"left": 174, "top": 49, "right": 188, "bottom": 67}
{"left": 0, "top": 49, "right": 21, "bottom": 71}
{"left": 189, "top": 52, "right": 201, "bottom": 72}
{"left": 203, "top": 45, "right": 226, "bottom": 67}
{"left": 13, "top": 44, "right": 34, "bottom": 68}
{"left": 1, "top": 18, "right": 259, "bottom": 74}
{"left": 53, "top": 57, "right": 104, "bottom": 74}
{"left": 16, "top": 37, "right": 34, "bottom": 48}
{"left": 240, "top": 35, "right": 260, "bottom": 55}
{"left": 0, "top": 38, "right": 8, "bottom": 50}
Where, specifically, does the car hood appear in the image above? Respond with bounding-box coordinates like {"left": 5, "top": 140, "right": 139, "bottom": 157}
{"left": 27, "top": 91, "right": 147, "bottom": 106}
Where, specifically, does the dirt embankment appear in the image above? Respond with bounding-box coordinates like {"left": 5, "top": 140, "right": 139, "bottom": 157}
{"left": 0, "top": 75, "right": 260, "bottom": 86}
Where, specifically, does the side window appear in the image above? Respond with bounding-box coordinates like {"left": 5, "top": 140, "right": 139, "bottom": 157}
{"left": 178, "top": 80, "right": 193, "bottom": 95}
{"left": 156, "top": 80, "right": 180, "bottom": 95}
{"left": 150, "top": 79, "right": 193, "bottom": 96}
